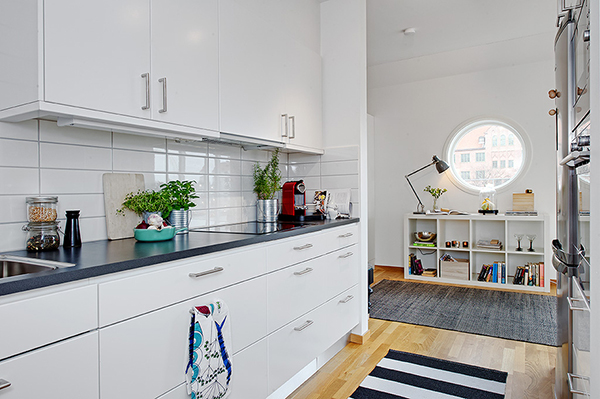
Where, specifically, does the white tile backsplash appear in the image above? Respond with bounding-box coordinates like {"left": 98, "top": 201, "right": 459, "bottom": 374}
{"left": 209, "top": 208, "right": 242, "bottom": 225}
{"left": 0, "top": 196, "right": 28, "bottom": 223}
{"left": 167, "top": 139, "right": 208, "bottom": 157}
{"left": 41, "top": 169, "right": 105, "bottom": 194}
{"left": 209, "top": 158, "right": 241, "bottom": 175}
{"left": 167, "top": 174, "right": 208, "bottom": 192}
{"left": 208, "top": 143, "right": 241, "bottom": 159}
{"left": 320, "top": 146, "right": 359, "bottom": 162}
{"left": 113, "top": 149, "right": 167, "bottom": 173}
{"left": 168, "top": 154, "right": 207, "bottom": 174}
{"left": 113, "top": 133, "right": 166, "bottom": 152}
{"left": 0, "top": 167, "right": 39, "bottom": 195}
{"left": 321, "top": 175, "right": 359, "bottom": 190}
{"left": 58, "top": 194, "right": 106, "bottom": 219}
{"left": 40, "top": 143, "right": 112, "bottom": 170}
{"left": 0, "top": 139, "right": 38, "bottom": 167}
{"left": 209, "top": 176, "right": 242, "bottom": 192}
{"left": 209, "top": 192, "right": 243, "bottom": 208}
{"left": 0, "top": 120, "right": 38, "bottom": 141}
{"left": 320, "top": 160, "right": 358, "bottom": 176}
{"left": 289, "top": 162, "right": 321, "bottom": 178}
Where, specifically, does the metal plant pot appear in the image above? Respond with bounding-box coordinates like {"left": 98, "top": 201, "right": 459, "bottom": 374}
{"left": 256, "top": 199, "right": 279, "bottom": 223}
{"left": 168, "top": 209, "right": 191, "bottom": 234}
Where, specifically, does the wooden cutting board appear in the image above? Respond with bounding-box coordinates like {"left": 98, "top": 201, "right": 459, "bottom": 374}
{"left": 103, "top": 173, "right": 145, "bottom": 240}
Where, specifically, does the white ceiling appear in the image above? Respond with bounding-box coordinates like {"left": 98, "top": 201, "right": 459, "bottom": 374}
{"left": 367, "top": 0, "right": 558, "bottom": 67}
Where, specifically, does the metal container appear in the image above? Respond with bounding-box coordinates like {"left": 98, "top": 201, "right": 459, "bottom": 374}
{"left": 168, "top": 209, "right": 191, "bottom": 234}
{"left": 256, "top": 199, "right": 279, "bottom": 223}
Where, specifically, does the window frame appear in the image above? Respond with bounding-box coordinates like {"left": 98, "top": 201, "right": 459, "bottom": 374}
{"left": 443, "top": 117, "right": 531, "bottom": 194}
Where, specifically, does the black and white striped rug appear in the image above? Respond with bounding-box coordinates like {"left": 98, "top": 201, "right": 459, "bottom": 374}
{"left": 349, "top": 350, "right": 507, "bottom": 399}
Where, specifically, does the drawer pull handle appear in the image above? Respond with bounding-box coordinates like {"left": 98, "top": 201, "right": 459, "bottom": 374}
{"left": 0, "top": 379, "right": 10, "bottom": 390}
{"left": 294, "top": 267, "right": 313, "bottom": 276}
{"left": 338, "top": 252, "right": 354, "bottom": 259}
{"left": 294, "top": 320, "right": 314, "bottom": 331}
{"left": 567, "top": 296, "right": 590, "bottom": 312}
{"left": 293, "top": 243, "right": 313, "bottom": 251}
{"left": 567, "top": 373, "right": 590, "bottom": 395}
{"left": 339, "top": 233, "right": 353, "bottom": 238}
{"left": 340, "top": 295, "right": 354, "bottom": 303}
{"left": 189, "top": 267, "right": 224, "bottom": 278}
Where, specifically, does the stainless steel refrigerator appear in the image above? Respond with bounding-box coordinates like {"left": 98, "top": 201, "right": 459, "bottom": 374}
{"left": 553, "top": 1, "right": 591, "bottom": 397}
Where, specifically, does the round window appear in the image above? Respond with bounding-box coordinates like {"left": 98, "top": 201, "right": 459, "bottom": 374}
{"left": 445, "top": 119, "right": 529, "bottom": 192}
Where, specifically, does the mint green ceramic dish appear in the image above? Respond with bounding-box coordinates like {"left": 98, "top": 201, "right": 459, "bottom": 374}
{"left": 133, "top": 227, "right": 187, "bottom": 242}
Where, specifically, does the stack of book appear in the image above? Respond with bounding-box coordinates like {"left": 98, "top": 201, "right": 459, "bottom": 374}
{"left": 422, "top": 268, "right": 437, "bottom": 277}
{"left": 477, "top": 261, "right": 506, "bottom": 284}
{"left": 412, "top": 242, "right": 436, "bottom": 247}
{"left": 513, "top": 262, "right": 545, "bottom": 287}
{"left": 476, "top": 239, "right": 502, "bottom": 250}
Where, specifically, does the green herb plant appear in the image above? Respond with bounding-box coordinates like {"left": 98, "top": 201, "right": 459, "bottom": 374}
{"left": 253, "top": 149, "right": 282, "bottom": 200}
{"left": 159, "top": 180, "right": 198, "bottom": 213}
{"left": 117, "top": 189, "right": 171, "bottom": 217}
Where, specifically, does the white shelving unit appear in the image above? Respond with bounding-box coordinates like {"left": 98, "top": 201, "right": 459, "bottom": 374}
{"left": 404, "top": 213, "right": 550, "bottom": 292}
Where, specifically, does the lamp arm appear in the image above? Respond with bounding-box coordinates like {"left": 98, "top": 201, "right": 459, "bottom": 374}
{"left": 405, "top": 175, "right": 424, "bottom": 208}
{"left": 405, "top": 160, "right": 436, "bottom": 178}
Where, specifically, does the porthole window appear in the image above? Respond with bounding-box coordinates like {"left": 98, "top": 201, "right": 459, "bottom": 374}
{"left": 445, "top": 119, "right": 529, "bottom": 192}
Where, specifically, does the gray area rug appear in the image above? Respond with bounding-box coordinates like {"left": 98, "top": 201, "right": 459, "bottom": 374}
{"left": 370, "top": 280, "right": 558, "bottom": 346}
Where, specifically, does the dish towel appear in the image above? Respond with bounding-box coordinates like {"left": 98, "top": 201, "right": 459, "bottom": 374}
{"left": 186, "top": 300, "right": 233, "bottom": 399}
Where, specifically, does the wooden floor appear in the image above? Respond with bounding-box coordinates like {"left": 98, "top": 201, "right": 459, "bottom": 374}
{"left": 287, "top": 266, "right": 556, "bottom": 399}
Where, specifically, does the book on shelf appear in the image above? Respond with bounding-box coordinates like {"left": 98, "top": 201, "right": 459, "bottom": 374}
{"left": 412, "top": 242, "right": 436, "bottom": 247}
{"left": 506, "top": 210, "right": 538, "bottom": 216}
{"left": 426, "top": 208, "right": 470, "bottom": 215}
{"left": 512, "top": 262, "right": 544, "bottom": 286}
{"left": 476, "top": 262, "right": 506, "bottom": 284}
{"left": 492, "top": 262, "right": 498, "bottom": 283}
{"left": 422, "top": 268, "right": 437, "bottom": 277}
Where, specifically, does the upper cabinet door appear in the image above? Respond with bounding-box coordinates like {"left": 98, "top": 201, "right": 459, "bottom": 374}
{"left": 44, "top": 0, "right": 151, "bottom": 118}
{"left": 219, "top": 0, "right": 287, "bottom": 142}
{"left": 151, "top": 0, "right": 219, "bottom": 131}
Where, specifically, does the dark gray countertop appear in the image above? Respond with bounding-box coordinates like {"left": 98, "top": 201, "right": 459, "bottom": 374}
{"left": 0, "top": 218, "right": 358, "bottom": 297}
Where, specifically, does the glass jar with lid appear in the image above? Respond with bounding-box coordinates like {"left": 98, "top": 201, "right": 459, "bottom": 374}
{"left": 23, "top": 222, "right": 61, "bottom": 251}
{"left": 26, "top": 196, "right": 58, "bottom": 223}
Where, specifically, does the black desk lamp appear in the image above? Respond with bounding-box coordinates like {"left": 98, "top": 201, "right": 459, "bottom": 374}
{"left": 405, "top": 155, "right": 449, "bottom": 214}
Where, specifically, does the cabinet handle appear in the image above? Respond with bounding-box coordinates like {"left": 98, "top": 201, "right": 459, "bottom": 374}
{"left": 293, "top": 267, "right": 313, "bottom": 276}
{"left": 567, "top": 373, "right": 590, "bottom": 395}
{"left": 338, "top": 232, "right": 353, "bottom": 238}
{"left": 293, "top": 243, "right": 313, "bottom": 251}
{"left": 159, "top": 77, "right": 167, "bottom": 113}
{"left": 188, "top": 266, "right": 223, "bottom": 278}
{"left": 281, "top": 114, "right": 288, "bottom": 138}
{"left": 294, "top": 320, "right": 313, "bottom": 331}
{"left": 0, "top": 379, "right": 10, "bottom": 390}
{"left": 339, "top": 295, "right": 354, "bottom": 303}
{"left": 289, "top": 115, "right": 296, "bottom": 139}
{"left": 141, "top": 73, "right": 150, "bottom": 110}
{"left": 338, "top": 252, "right": 354, "bottom": 259}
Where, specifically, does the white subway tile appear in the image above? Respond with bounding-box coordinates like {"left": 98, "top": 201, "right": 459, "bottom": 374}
{"left": 241, "top": 176, "right": 254, "bottom": 192}
{"left": 141, "top": 173, "right": 168, "bottom": 190}
{"left": 209, "top": 158, "right": 241, "bottom": 175}
{"left": 0, "top": 196, "right": 28, "bottom": 223}
{"left": 167, "top": 174, "right": 208, "bottom": 192}
{"left": 58, "top": 194, "right": 106, "bottom": 218}
{"left": 242, "top": 191, "right": 257, "bottom": 207}
{"left": 208, "top": 143, "right": 241, "bottom": 159}
{"left": 40, "top": 121, "right": 111, "bottom": 147}
{"left": 241, "top": 149, "right": 269, "bottom": 162}
{"left": 321, "top": 175, "right": 359, "bottom": 190}
{"left": 350, "top": 202, "right": 360, "bottom": 218}
{"left": 192, "top": 192, "right": 209, "bottom": 209}
{"left": 288, "top": 152, "right": 321, "bottom": 164}
{"left": 0, "top": 168, "right": 39, "bottom": 195}
{"left": 0, "top": 139, "right": 38, "bottom": 167}
{"left": 321, "top": 160, "right": 358, "bottom": 176}
{"left": 189, "top": 209, "right": 209, "bottom": 228}
{"left": 301, "top": 177, "right": 321, "bottom": 193}
{"left": 0, "top": 223, "right": 28, "bottom": 252}
{"left": 209, "top": 176, "right": 242, "bottom": 192}
{"left": 241, "top": 206, "right": 256, "bottom": 222}
{"left": 168, "top": 154, "right": 207, "bottom": 174}
{"left": 320, "top": 146, "right": 359, "bottom": 162}
{"left": 40, "top": 143, "right": 111, "bottom": 170}
{"left": 113, "top": 133, "right": 166, "bottom": 152}
{"left": 167, "top": 139, "right": 208, "bottom": 157}
{"left": 0, "top": 120, "right": 38, "bottom": 141}
{"left": 289, "top": 162, "right": 321, "bottom": 178}
{"left": 350, "top": 189, "right": 360, "bottom": 203}
{"left": 241, "top": 160, "right": 258, "bottom": 176}
{"left": 113, "top": 149, "right": 166, "bottom": 172}
{"left": 40, "top": 169, "right": 104, "bottom": 194}
{"left": 209, "top": 207, "right": 243, "bottom": 226}
{"left": 209, "top": 192, "right": 243, "bottom": 208}
{"left": 79, "top": 217, "right": 108, "bottom": 243}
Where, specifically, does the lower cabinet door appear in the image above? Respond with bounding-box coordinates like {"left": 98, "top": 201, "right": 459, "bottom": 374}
{"left": 267, "top": 284, "right": 360, "bottom": 393}
{"left": 99, "top": 275, "right": 267, "bottom": 399}
{"left": 0, "top": 332, "right": 99, "bottom": 399}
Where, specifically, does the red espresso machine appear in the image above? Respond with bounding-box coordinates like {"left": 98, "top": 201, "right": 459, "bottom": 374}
{"left": 280, "top": 180, "right": 306, "bottom": 221}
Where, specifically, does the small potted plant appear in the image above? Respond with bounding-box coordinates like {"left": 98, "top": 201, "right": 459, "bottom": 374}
{"left": 424, "top": 185, "right": 447, "bottom": 211}
{"left": 160, "top": 180, "right": 198, "bottom": 233}
{"left": 253, "top": 149, "right": 282, "bottom": 222}
{"left": 118, "top": 189, "right": 170, "bottom": 222}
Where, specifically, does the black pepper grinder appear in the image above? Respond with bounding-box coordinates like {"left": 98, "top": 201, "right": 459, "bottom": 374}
{"left": 63, "top": 210, "right": 82, "bottom": 248}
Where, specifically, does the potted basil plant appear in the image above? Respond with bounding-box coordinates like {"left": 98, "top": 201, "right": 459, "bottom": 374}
{"left": 253, "top": 149, "right": 282, "bottom": 222}
{"left": 160, "top": 180, "right": 198, "bottom": 234}
{"left": 118, "top": 189, "right": 170, "bottom": 222}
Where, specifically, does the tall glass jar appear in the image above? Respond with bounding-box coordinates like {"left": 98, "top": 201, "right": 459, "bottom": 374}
{"left": 479, "top": 184, "right": 497, "bottom": 211}
{"left": 26, "top": 196, "right": 58, "bottom": 223}
{"left": 24, "top": 222, "right": 61, "bottom": 251}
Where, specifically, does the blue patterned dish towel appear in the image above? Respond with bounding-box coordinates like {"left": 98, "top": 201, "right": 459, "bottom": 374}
{"left": 186, "top": 300, "right": 233, "bottom": 399}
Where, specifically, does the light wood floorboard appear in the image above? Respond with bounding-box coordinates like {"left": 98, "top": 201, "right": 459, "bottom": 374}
{"left": 287, "top": 266, "right": 556, "bottom": 399}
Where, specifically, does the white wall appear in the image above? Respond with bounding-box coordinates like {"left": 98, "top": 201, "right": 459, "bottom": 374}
{"left": 368, "top": 42, "right": 556, "bottom": 276}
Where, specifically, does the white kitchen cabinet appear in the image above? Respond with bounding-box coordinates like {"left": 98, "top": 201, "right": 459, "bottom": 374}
{"left": 219, "top": 0, "right": 323, "bottom": 152}
{"left": 0, "top": 332, "right": 99, "bottom": 399}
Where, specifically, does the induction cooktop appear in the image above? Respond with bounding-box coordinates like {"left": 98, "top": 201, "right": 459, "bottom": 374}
{"left": 190, "top": 221, "right": 318, "bottom": 235}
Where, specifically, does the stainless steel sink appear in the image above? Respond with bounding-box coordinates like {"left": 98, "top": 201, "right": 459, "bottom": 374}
{"left": 0, "top": 255, "right": 75, "bottom": 279}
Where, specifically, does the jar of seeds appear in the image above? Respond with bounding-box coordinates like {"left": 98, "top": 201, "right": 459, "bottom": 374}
{"left": 23, "top": 222, "right": 61, "bottom": 251}
{"left": 26, "top": 196, "right": 58, "bottom": 223}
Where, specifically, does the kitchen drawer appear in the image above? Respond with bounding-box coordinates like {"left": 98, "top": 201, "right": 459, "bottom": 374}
{"left": 268, "top": 284, "right": 359, "bottom": 393}
{"left": 0, "top": 332, "right": 99, "bottom": 399}
{"left": 267, "top": 244, "right": 359, "bottom": 332}
{"left": 0, "top": 284, "right": 97, "bottom": 360}
{"left": 99, "top": 275, "right": 267, "bottom": 399}
{"left": 155, "top": 338, "right": 268, "bottom": 399}
{"left": 266, "top": 224, "right": 358, "bottom": 272}
{"left": 99, "top": 246, "right": 266, "bottom": 326}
